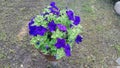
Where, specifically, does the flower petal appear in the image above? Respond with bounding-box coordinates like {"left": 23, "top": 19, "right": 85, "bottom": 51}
{"left": 48, "top": 20, "right": 56, "bottom": 32}
{"left": 64, "top": 44, "right": 71, "bottom": 56}
{"left": 50, "top": 2, "right": 55, "bottom": 6}
{"left": 57, "top": 24, "right": 67, "bottom": 32}
{"left": 75, "top": 35, "right": 83, "bottom": 44}
{"left": 29, "top": 25, "right": 47, "bottom": 36}
{"left": 49, "top": 7, "right": 59, "bottom": 15}
{"left": 66, "top": 10, "right": 74, "bottom": 20}
{"left": 29, "top": 26, "right": 37, "bottom": 36}
{"left": 73, "top": 16, "right": 80, "bottom": 25}
{"left": 50, "top": 2, "right": 58, "bottom": 10}
{"left": 49, "top": 2, "right": 59, "bottom": 15}
{"left": 55, "top": 38, "right": 66, "bottom": 49}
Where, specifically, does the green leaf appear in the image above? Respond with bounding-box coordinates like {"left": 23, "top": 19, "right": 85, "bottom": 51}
{"left": 48, "top": 39, "right": 57, "bottom": 55}
{"left": 41, "top": 21, "right": 48, "bottom": 27}
{"left": 30, "top": 35, "right": 48, "bottom": 49}
{"left": 30, "top": 37, "right": 38, "bottom": 45}
{"left": 56, "top": 48, "right": 65, "bottom": 60}
{"left": 49, "top": 39, "right": 56, "bottom": 45}
{"left": 43, "top": 7, "right": 50, "bottom": 13}
{"left": 51, "top": 29, "right": 63, "bottom": 39}
{"left": 41, "top": 46, "right": 49, "bottom": 54}
{"left": 37, "top": 35, "right": 47, "bottom": 42}
{"left": 45, "top": 13, "right": 56, "bottom": 22}
{"left": 34, "top": 44, "right": 41, "bottom": 49}
{"left": 60, "top": 9, "right": 67, "bottom": 16}
{"left": 67, "top": 24, "right": 82, "bottom": 40}
{"left": 33, "top": 15, "right": 45, "bottom": 26}
{"left": 30, "top": 37, "right": 41, "bottom": 49}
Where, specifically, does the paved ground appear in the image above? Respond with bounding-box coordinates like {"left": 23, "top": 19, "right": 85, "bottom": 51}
{"left": 0, "top": 0, "right": 120, "bottom": 68}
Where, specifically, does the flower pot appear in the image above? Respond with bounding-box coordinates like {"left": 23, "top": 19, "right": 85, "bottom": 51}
{"left": 38, "top": 50, "right": 58, "bottom": 61}
{"left": 32, "top": 45, "right": 58, "bottom": 61}
{"left": 38, "top": 50, "right": 60, "bottom": 68}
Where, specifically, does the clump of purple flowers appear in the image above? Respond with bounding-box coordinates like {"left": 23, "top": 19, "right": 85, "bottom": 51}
{"left": 29, "top": 2, "right": 83, "bottom": 60}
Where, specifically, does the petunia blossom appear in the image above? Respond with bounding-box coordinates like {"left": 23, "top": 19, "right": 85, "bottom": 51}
{"left": 66, "top": 10, "right": 74, "bottom": 21}
{"left": 50, "top": 2, "right": 58, "bottom": 10}
{"left": 49, "top": 2, "right": 60, "bottom": 15}
{"left": 48, "top": 20, "right": 56, "bottom": 32}
{"left": 75, "top": 35, "right": 83, "bottom": 44}
{"left": 55, "top": 38, "right": 66, "bottom": 49}
{"left": 73, "top": 16, "right": 80, "bottom": 25}
{"left": 64, "top": 44, "right": 71, "bottom": 56}
{"left": 57, "top": 24, "right": 67, "bottom": 32}
{"left": 29, "top": 25, "right": 47, "bottom": 36}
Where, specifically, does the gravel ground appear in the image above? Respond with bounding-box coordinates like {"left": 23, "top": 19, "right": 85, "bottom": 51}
{"left": 0, "top": 0, "right": 120, "bottom": 68}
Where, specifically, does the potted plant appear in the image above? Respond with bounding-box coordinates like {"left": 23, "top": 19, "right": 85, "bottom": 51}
{"left": 28, "top": 2, "right": 83, "bottom": 61}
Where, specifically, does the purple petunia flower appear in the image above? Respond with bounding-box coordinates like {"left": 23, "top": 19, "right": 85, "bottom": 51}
{"left": 48, "top": 20, "right": 56, "bottom": 32}
{"left": 50, "top": 2, "right": 58, "bottom": 10}
{"left": 66, "top": 10, "right": 74, "bottom": 21}
{"left": 49, "top": 2, "right": 60, "bottom": 15}
{"left": 29, "top": 25, "right": 47, "bottom": 36}
{"left": 37, "top": 26, "right": 47, "bottom": 36}
{"left": 75, "top": 35, "right": 83, "bottom": 44}
{"left": 55, "top": 38, "right": 66, "bottom": 49}
{"left": 66, "top": 10, "right": 81, "bottom": 25}
{"left": 50, "top": 2, "right": 55, "bottom": 6}
{"left": 73, "top": 16, "right": 80, "bottom": 25}
{"left": 57, "top": 24, "right": 67, "bottom": 32}
{"left": 49, "top": 7, "right": 59, "bottom": 15}
{"left": 29, "top": 26, "right": 37, "bottom": 36}
{"left": 64, "top": 44, "right": 71, "bottom": 56}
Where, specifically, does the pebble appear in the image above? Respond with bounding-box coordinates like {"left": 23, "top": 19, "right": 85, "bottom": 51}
{"left": 114, "top": 1, "right": 120, "bottom": 15}
{"left": 116, "top": 57, "right": 120, "bottom": 65}
{"left": 20, "top": 64, "right": 23, "bottom": 68}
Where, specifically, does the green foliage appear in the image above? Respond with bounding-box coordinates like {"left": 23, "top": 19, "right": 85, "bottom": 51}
{"left": 43, "top": 6, "right": 50, "bottom": 13}
{"left": 56, "top": 9, "right": 72, "bottom": 27}
{"left": 29, "top": 5, "right": 83, "bottom": 60}
{"left": 56, "top": 48, "right": 65, "bottom": 59}
{"left": 51, "top": 29, "right": 63, "bottom": 39}
{"left": 68, "top": 24, "right": 82, "bottom": 40}
{"left": 45, "top": 13, "right": 57, "bottom": 22}
{"left": 33, "top": 15, "right": 48, "bottom": 27}
{"left": 48, "top": 39, "right": 57, "bottom": 55}
{"left": 30, "top": 35, "right": 47, "bottom": 49}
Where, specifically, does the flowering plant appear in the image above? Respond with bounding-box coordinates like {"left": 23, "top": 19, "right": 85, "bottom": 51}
{"left": 28, "top": 2, "right": 83, "bottom": 60}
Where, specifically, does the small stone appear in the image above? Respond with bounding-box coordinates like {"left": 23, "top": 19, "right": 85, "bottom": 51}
{"left": 114, "top": 1, "right": 120, "bottom": 15}
{"left": 20, "top": 64, "right": 23, "bottom": 68}
{"left": 116, "top": 57, "right": 120, "bottom": 65}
